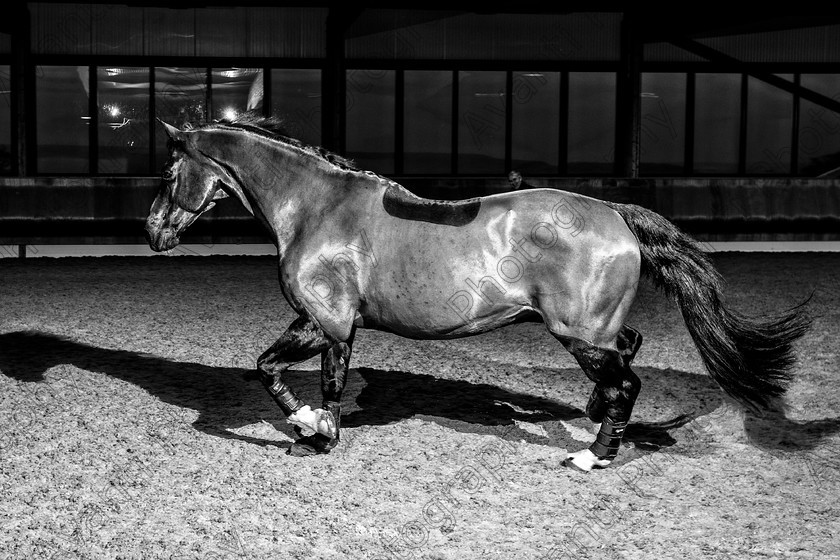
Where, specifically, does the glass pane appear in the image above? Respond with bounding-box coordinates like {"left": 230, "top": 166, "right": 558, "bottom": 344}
{"left": 798, "top": 74, "right": 840, "bottom": 176}
{"left": 212, "top": 67, "right": 263, "bottom": 121}
{"left": 746, "top": 75, "right": 793, "bottom": 175}
{"left": 458, "top": 71, "right": 506, "bottom": 175}
{"left": 511, "top": 71, "right": 560, "bottom": 175}
{"left": 404, "top": 70, "right": 451, "bottom": 174}
{"left": 694, "top": 73, "right": 741, "bottom": 174}
{"left": 154, "top": 67, "right": 206, "bottom": 169}
{"left": 640, "top": 73, "right": 686, "bottom": 175}
{"left": 98, "top": 67, "right": 150, "bottom": 174}
{"left": 271, "top": 68, "right": 322, "bottom": 147}
{"left": 0, "top": 65, "right": 10, "bottom": 175}
{"left": 36, "top": 65, "right": 89, "bottom": 173}
{"left": 345, "top": 69, "right": 394, "bottom": 174}
{"left": 567, "top": 72, "right": 615, "bottom": 175}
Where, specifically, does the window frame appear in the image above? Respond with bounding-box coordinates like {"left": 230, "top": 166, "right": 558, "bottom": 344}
{"left": 7, "top": 54, "right": 839, "bottom": 178}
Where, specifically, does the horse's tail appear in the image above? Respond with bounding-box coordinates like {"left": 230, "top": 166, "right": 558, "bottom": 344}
{"left": 606, "top": 202, "right": 811, "bottom": 412}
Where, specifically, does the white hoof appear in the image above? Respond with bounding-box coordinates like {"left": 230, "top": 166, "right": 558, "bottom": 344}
{"left": 564, "top": 449, "right": 612, "bottom": 472}
{"left": 287, "top": 406, "right": 337, "bottom": 439}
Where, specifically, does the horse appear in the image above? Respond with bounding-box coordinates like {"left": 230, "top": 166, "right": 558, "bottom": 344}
{"left": 144, "top": 115, "right": 810, "bottom": 471}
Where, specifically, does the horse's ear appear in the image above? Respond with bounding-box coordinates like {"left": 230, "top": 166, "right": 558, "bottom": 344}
{"left": 157, "top": 118, "right": 183, "bottom": 141}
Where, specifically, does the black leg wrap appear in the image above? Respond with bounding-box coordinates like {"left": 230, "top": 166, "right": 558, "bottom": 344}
{"left": 617, "top": 326, "right": 643, "bottom": 367}
{"left": 585, "top": 386, "right": 608, "bottom": 423}
{"left": 588, "top": 418, "right": 627, "bottom": 460}
{"left": 266, "top": 378, "right": 304, "bottom": 416}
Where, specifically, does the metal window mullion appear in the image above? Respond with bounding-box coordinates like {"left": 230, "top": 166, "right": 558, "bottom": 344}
{"left": 451, "top": 70, "right": 458, "bottom": 175}
{"left": 395, "top": 69, "right": 404, "bottom": 175}
{"left": 89, "top": 64, "right": 98, "bottom": 174}
{"left": 149, "top": 65, "right": 156, "bottom": 173}
{"left": 791, "top": 73, "right": 800, "bottom": 175}
{"left": 738, "top": 73, "right": 748, "bottom": 175}
{"left": 504, "top": 70, "right": 513, "bottom": 173}
{"left": 205, "top": 67, "right": 211, "bottom": 123}
{"left": 558, "top": 70, "right": 569, "bottom": 176}
{"left": 685, "top": 71, "right": 695, "bottom": 175}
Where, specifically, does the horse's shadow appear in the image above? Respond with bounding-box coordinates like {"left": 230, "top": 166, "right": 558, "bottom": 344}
{"left": 1, "top": 330, "right": 835, "bottom": 460}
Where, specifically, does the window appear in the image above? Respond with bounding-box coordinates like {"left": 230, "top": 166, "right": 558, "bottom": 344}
{"left": 212, "top": 67, "right": 263, "bottom": 121}
{"left": 746, "top": 75, "right": 793, "bottom": 175}
{"left": 567, "top": 72, "right": 615, "bottom": 175}
{"left": 345, "top": 69, "right": 395, "bottom": 174}
{"left": 36, "top": 65, "right": 89, "bottom": 173}
{"left": 404, "top": 70, "right": 452, "bottom": 174}
{"left": 154, "top": 67, "right": 207, "bottom": 169}
{"left": 694, "top": 73, "right": 741, "bottom": 174}
{"left": 23, "top": 58, "right": 830, "bottom": 179}
{"left": 30, "top": 65, "right": 324, "bottom": 175}
{"left": 458, "top": 70, "right": 506, "bottom": 175}
{"left": 640, "top": 73, "right": 686, "bottom": 175}
{"left": 0, "top": 64, "right": 10, "bottom": 175}
{"left": 271, "top": 68, "right": 322, "bottom": 147}
{"left": 798, "top": 74, "right": 840, "bottom": 176}
{"left": 98, "top": 67, "right": 150, "bottom": 174}
{"left": 511, "top": 71, "right": 560, "bottom": 175}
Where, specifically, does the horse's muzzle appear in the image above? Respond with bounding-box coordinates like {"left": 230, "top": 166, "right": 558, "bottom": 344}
{"left": 145, "top": 219, "right": 179, "bottom": 252}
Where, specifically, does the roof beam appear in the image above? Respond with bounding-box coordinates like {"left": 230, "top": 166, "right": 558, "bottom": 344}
{"left": 667, "top": 35, "right": 840, "bottom": 115}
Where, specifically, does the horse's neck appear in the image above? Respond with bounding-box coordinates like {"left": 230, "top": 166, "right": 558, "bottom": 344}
{"left": 208, "top": 132, "right": 381, "bottom": 254}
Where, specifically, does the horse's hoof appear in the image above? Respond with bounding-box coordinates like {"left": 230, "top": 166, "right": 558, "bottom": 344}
{"left": 286, "top": 434, "right": 338, "bottom": 456}
{"left": 561, "top": 457, "right": 590, "bottom": 473}
{"left": 315, "top": 409, "right": 338, "bottom": 439}
{"left": 563, "top": 448, "right": 612, "bottom": 472}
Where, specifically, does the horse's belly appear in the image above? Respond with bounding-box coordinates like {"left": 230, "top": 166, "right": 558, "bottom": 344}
{"left": 358, "top": 296, "right": 537, "bottom": 339}
{"left": 358, "top": 265, "right": 539, "bottom": 339}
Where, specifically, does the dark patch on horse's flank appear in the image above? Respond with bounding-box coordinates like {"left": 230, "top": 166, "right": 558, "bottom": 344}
{"left": 383, "top": 184, "right": 480, "bottom": 226}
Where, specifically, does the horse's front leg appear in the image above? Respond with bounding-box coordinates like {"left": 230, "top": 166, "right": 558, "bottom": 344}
{"left": 289, "top": 332, "right": 354, "bottom": 456}
{"left": 254, "top": 314, "right": 337, "bottom": 442}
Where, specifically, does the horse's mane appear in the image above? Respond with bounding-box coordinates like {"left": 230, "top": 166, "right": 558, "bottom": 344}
{"left": 210, "top": 113, "right": 360, "bottom": 172}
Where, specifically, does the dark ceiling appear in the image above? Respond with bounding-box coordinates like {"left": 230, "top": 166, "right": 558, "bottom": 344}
{"left": 3, "top": 3, "right": 839, "bottom": 41}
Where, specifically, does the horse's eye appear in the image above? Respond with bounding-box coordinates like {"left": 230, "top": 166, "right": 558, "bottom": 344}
{"left": 162, "top": 168, "right": 176, "bottom": 181}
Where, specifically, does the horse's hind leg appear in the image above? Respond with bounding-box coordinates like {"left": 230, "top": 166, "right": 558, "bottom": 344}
{"left": 253, "top": 314, "right": 338, "bottom": 441}
{"left": 584, "top": 326, "right": 643, "bottom": 423}
{"left": 558, "top": 325, "right": 643, "bottom": 471}
{"left": 288, "top": 334, "right": 354, "bottom": 456}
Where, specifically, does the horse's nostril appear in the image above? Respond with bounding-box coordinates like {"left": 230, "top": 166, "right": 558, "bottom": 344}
{"left": 144, "top": 217, "right": 161, "bottom": 245}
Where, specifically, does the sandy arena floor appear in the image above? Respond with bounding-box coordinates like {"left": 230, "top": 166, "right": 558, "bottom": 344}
{"left": 0, "top": 252, "right": 838, "bottom": 559}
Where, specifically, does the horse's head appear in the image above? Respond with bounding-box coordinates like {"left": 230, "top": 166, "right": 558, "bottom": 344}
{"left": 145, "top": 120, "right": 231, "bottom": 252}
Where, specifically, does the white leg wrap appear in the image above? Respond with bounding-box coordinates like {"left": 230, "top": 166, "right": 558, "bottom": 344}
{"left": 565, "top": 449, "right": 613, "bottom": 472}
{"left": 286, "top": 405, "right": 337, "bottom": 438}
